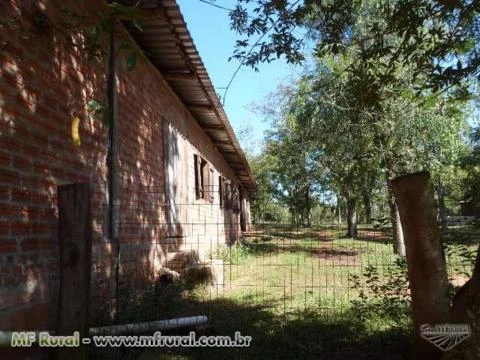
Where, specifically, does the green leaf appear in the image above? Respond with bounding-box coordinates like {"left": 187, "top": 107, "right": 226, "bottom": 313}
{"left": 87, "top": 99, "right": 103, "bottom": 113}
{"left": 87, "top": 99, "right": 110, "bottom": 126}
{"left": 126, "top": 51, "right": 137, "bottom": 71}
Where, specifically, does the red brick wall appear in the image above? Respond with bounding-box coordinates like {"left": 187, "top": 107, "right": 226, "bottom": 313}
{"left": 0, "top": 0, "right": 109, "bottom": 333}
{"left": 0, "top": 0, "right": 247, "bottom": 333}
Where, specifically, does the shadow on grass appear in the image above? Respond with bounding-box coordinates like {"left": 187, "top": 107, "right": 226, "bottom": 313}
{"left": 442, "top": 225, "right": 480, "bottom": 246}
{"left": 93, "top": 280, "right": 411, "bottom": 360}
{"left": 246, "top": 224, "right": 341, "bottom": 242}
{"left": 247, "top": 225, "right": 395, "bottom": 246}
{"left": 164, "top": 300, "right": 412, "bottom": 360}
{"left": 356, "top": 227, "right": 392, "bottom": 245}
{"left": 242, "top": 242, "right": 362, "bottom": 261}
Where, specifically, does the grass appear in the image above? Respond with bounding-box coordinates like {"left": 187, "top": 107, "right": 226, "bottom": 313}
{"left": 113, "top": 224, "right": 479, "bottom": 360}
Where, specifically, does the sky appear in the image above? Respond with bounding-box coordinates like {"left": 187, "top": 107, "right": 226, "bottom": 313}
{"left": 176, "top": 0, "right": 305, "bottom": 153}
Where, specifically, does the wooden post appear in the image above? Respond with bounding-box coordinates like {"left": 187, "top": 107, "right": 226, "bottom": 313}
{"left": 391, "top": 172, "right": 450, "bottom": 360}
{"left": 56, "top": 183, "right": 91, "bottom": 360}
{"left": 450, "top": 243, "right": 480, "bottom": 358}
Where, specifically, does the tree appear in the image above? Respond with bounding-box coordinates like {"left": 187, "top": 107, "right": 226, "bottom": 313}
{"left": 265, "top": 108, "right": 319, "bottom": 226}
{"left": 360, "top": 169, "right": 378, "bottom": 224}
{"left": 283, "top": 68, "right": 380, "bottom": 238}
{"left": 247, "top": 152, "right": 277, "bottom": 223}
{"left": 377, "top": 93, "right": 467, "bottom": 255}
{"left": 462, "top": 121, "right": 480, "bottom": 218}
{"left": 228, "top": 0, "right": 480, "bottom": 95}
{"left": 224, "top": 0, "right": 476, "bottom": 354}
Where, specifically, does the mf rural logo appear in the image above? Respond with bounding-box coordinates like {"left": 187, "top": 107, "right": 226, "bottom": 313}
{"left": 420, "top": 324, "right": 471, "bottom": 351}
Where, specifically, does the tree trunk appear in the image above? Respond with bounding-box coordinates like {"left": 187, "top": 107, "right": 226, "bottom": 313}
{"left": 446, "top": 243, "right": 480, "bottom": 359}
{"left": 435, "top": 178, "right": 448, "bottom": 233}
{"left": 304, "top": 187, "right": 311, "bottom": 227}
{"left": 391, "top": 198, "right": 406, "bottom": 256}
{"left": 319, "top": 207, "right": 326, "bottom": 224}
{"left": 362, "top": 189, "right": 372, "bottom": 224}
{"left": 392, "top": 172, "right": 451, "bottom": 360}
{"left": 345, "top": 197, "right": 358, "bottom": 239}
{"left": 387, "top": 178, "right": 406, "bottom": 256}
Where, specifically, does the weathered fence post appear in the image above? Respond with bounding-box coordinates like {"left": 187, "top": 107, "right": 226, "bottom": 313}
{"left": 448, "top": 244, "right": 480, "bottom": 358}
{"left": 391, "top": 172, "right": 450, "bottom": 360}
{"left": 56, "top": 183, "right": 91, "bottom": 360}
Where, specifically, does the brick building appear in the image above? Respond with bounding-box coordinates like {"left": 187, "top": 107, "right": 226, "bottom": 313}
{"left": 0, "top": 0, "right": 255, "bottom": 333}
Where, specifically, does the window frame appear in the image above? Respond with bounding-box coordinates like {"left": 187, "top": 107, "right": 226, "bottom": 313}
{"left": 232, "top": 183, "right": 241, "bottom": 213}
{"left": 194, "top": 154, "right": 215, "bottom": 203}
{"left": 194, "top": 154, "right": 207, "bottom": 200}
{"left": 219, "top": 176, "right": 226, "bottom": 208}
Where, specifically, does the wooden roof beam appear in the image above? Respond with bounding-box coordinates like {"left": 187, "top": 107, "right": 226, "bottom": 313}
{"left": 213, "top": 140, "right": 232, "bottom": 145}
{"left": 163, "top": 72, "right": 197, "bottom": 81}
{"left": 187, "top": 104, "right": 215, "bottom": 112}
{"left": 229, "top": 162, "right": 246, "bottom": 168}
{"left": 203, "top": 124, "right": 225, "bottom": 131}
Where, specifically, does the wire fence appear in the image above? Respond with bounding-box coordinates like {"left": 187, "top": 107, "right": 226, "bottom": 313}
{"left": 87, "top": 182, "right": 478, "bottom": 360}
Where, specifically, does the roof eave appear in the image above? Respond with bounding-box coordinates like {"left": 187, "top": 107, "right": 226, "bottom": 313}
{"left": 121, "top": 0, "right": 257, "bottom": 193}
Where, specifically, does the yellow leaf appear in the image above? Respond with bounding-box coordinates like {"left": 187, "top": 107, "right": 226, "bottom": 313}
{"left": 71, "top": 117, "right": 81, "bottom": 145}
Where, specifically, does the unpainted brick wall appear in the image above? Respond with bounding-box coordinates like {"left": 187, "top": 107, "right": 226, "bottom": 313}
{"left": 0, "top": 0, "right": 250, "bottom": 331}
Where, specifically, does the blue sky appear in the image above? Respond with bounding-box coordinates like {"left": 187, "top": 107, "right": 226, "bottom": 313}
{"left": 177, "top": 0, "right": 305, "bottom": 152}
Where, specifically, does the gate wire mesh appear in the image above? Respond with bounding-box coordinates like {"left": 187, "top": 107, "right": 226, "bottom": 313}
{"left": 89, "top": 180, "right": 478, "bottom": 360}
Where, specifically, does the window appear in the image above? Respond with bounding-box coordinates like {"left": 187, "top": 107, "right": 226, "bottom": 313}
{"left": 208, "top": 167, "right": 214, "bottom": 203}
{"left": 232, "top": 184, "right": 241, "bottom": 213}
{"left": 225, "top": 180, "right": 232, "bottom": 209}
{"left": 194, "top": 154, "right": 207, "bottom": 199}
{"left": 219, "top": 176, "right": 226, "bottom": 208}
{"left": 219, "top": 180, "right": 240, "bottom": 210}
{"left": 194, "top": 154, "right": 214, "bottom": 203}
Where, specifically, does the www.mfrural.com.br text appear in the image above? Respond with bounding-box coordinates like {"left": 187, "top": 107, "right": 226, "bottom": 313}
{"left": 9, "top": 331, "right": 252, "bottom": 348}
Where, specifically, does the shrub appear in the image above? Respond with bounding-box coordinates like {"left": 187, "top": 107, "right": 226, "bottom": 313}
{"left": 211, "top": 242, "right": 252, "bottom": 264}
{"left": 350, "top": 257, "right": 411, "bottom": 330}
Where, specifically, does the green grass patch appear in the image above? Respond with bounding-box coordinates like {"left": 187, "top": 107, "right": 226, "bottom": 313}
{"left": 132, "top": 225, "right": 478, "bottom": 359}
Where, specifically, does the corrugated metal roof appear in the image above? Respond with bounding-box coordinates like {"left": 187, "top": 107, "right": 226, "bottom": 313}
{"left": 121, "top": 0, "right": 257, "bottom": 192}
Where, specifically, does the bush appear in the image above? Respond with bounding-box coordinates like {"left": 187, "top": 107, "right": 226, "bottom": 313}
{"left": 444, "top": 243, "right": 477, "bottom": 278}
{"left": 211, "top": 242, "right": 252, "bottom": 264}
{"left": 350, "top": 257, "right": 411, "bottom": 330}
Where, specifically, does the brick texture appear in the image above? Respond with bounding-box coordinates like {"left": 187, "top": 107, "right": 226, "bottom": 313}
{"left": 0, "top": 0, "right": 251, "bottom": 333}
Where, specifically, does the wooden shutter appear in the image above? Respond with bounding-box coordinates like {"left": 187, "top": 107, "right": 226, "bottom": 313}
{"left": 219, "top": 176, "right": 224, "bottom": 208}
{"left": 226, "top": 181, "right": 232, "bottom": 209}
{"left": 202, "top": 161, "right": 210, "bottom": 201}
{"left": 209, "top": 168, "right": 215, "bottom": 203}
{"left": 194, "top": 154, "right": 203, "bottom": 199}
{"left": 233, "top": 184, "right": 240, "bottom": 213}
